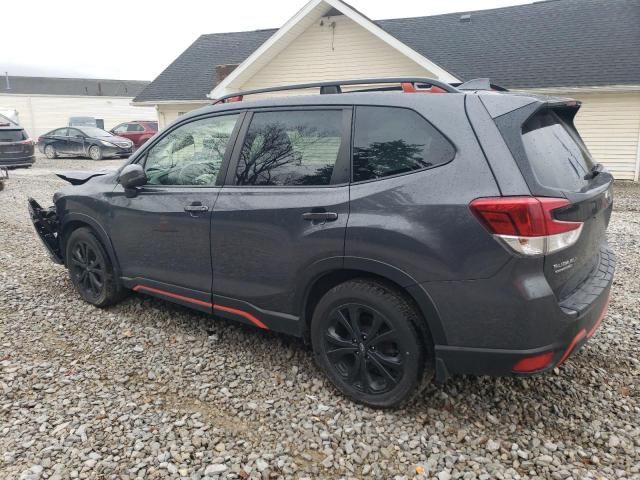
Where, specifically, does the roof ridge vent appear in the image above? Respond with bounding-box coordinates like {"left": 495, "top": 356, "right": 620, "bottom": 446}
{"left": 459, "top": 14, "right": 471, "bottom": 23}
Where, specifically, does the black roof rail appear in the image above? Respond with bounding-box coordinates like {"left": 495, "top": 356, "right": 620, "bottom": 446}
{"left": 213, "top": 77, "right": 461, "bottom": 103}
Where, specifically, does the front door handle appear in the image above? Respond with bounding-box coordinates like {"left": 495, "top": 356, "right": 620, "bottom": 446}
{"left": 184, "top": 202, "right": 209, "bottom": 216}
{"left": 302, "top": 211, "right": 338, "bottom": 222}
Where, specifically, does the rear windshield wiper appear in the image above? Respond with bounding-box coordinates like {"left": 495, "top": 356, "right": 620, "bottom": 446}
{"left": 584, "top": 163, "right": 603, "bottom": 180}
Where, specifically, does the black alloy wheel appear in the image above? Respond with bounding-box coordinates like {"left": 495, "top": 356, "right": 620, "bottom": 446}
{"left": 69, "top": 240, "right": 105, "bottom": 301}
{"left": 323, "top": 303, "right": 404, "bottom": 394}
{"left": 65, "top": 227, "right": 126, "bottom": 307}
{"left": 311, "top": 279, "right": 428, "bottom": 408}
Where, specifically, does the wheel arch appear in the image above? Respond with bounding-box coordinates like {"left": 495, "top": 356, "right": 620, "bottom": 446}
{"left": 299, "top": 257, "right": 446, "bottom": 346}
{"left": 61, "top": 213, "right": 121, "bottom": 278}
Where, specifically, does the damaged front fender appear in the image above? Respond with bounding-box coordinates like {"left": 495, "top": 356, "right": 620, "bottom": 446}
{"left": 28, "top": 197, "right": 63, "bottom": 264}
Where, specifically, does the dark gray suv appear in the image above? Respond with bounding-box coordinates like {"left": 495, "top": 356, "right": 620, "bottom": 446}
{"left": 29, "top": 78, "right": 614, "bottom": 407}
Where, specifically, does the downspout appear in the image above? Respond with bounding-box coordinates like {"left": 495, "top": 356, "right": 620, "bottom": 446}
{"left": 635, "top": 121, "right": 640, "bottom": 182}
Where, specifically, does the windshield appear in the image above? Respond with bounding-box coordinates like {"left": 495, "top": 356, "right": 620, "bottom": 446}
{"left": 78, "top": 127, "right": 113, "bottom": 138}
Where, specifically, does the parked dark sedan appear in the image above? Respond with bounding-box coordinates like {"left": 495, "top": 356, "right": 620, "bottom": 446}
{"left": 38, "top": 127, "right": 133, "bottom": 160}
{"left": 0, "top": 120, "right": 35, "bottom": 168}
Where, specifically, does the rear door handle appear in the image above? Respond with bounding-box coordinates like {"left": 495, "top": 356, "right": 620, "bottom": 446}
{"left": 302, "top": 211, "right": 338, "bottom": 222}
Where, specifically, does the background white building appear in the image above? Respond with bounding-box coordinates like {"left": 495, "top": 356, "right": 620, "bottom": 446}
{"left": 1, "top": 76, "right": 157, "bottom": 139}
{"left": 133, "top": 0, "right": 640, "bottom": 181}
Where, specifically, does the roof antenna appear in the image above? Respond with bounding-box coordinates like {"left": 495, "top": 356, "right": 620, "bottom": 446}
{"left": 4, "top": 72, "right": 10, "bottom": 90}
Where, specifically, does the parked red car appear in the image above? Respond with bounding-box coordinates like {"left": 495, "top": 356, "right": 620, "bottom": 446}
{"left": 110, "top": 121, "right": 158, "bottom": 149}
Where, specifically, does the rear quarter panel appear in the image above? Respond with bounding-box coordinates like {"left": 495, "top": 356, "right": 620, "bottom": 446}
{"left": 346, "top": 95, "right": 510, "bottom": 283}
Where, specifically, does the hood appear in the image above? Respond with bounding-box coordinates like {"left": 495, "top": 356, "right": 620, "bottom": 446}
{"left": 56, "top": 170, "right": 110, "bottom": 185}
{"left": 96, "top": 135, "right": 131, "bottom": 146}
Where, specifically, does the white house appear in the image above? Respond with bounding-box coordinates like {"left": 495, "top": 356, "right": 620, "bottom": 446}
{"left": 133, "top": 0, "right": 640, "bottom": 180}
{"left": 0, "top": 76, "right": 156, "bottom": 139}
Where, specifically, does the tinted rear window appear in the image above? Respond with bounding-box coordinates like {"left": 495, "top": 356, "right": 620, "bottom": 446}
{"left": 522, "top": 110, "right": 595, "bottom": 191}
{"left": 0, "top": 130, "right": 26, "bottom": 142}
{"left": 353, "top": 106, "right": 455, "bottom": 182}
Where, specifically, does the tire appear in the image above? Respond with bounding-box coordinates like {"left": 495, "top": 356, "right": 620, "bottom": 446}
{"left": 310, "top": 279, "right": 429, "bottom": 408}
{"left": 44, "top": 145, "right": 57, "bottom": 159}
{"left": 89, "top": 145, "right": 103, "bottom": 161}
{"left": 65, "top": 227, "right": 125, "bottom": 307}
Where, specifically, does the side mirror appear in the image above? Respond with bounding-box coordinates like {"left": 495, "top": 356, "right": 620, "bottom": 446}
{"left": 118, "top": 164, "right": 147, "bottom": 195}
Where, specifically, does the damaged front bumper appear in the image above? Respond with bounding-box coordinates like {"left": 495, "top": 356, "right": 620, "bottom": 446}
{"left": 28, "top": 198, "right": 63, "bottom": 264}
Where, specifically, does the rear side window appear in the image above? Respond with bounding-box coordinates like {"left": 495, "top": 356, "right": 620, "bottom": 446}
{"left": 522, "top": 110, "right": 595, "bottom": 191}
{"left": 0, "top": 129, "right": 26, "bottom": 142}
{"left": 235, "top": 110, "right": 344, "bottom": 186}
{"left": 353, "top": 106, "right": 455, "bottom": 182}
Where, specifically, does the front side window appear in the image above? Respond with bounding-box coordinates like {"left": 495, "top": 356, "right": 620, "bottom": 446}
{"left": 53, "top": 128, "right": 68, "bottom": 137}
{"left": 235, "top": 110, "right": 343, "bottom": 186}
{"left": 128, "top": 123, "right": 144, "bottom": 132}
{"left": 68, "top": 128, "right": 83, "bottom": 137}
{"left": 143, "top": 114, "right": 239, "bottom": 186}
{"left": 353, "top": 106, "right": 455, "bottom": 182}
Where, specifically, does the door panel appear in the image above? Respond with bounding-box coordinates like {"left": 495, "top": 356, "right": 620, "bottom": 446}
{"left": 67, "top": 129, "right": 85, "bottom": 156}
{"left": 107, "top": 112, "right": 243, "bottom": 306}
{"left": 108, "top": 185, "right": 218, "bottom": 302}
{"left": 211, "top": 108, "right": 351, "bottom": 332}
{"left": 211, "top": 186, "right": 349, "bottom": 318}
{"left": 55, "top": 128, "right": 70, "bottom": 153}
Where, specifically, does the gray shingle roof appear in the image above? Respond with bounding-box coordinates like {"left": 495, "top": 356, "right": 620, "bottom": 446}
{"left": 1, "top": 76, "right": 149, "bottom": 97}
{"left": 133, "top": 0, "right": 640, "bottom": 103}
{"left": 379, "top": 0, "right": 640, "bottom": 89}
{"left": 134, "top": 29, "right": 276, "bottom": 103}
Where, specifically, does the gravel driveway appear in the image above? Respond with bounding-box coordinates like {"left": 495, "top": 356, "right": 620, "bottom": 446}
{"left": 1, "top": 156, "right": 638, "bottom": 480}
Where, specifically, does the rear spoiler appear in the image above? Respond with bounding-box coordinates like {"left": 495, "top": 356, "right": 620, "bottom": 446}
{"left": 480, "top": 92, "right": 580, "bottom": 119}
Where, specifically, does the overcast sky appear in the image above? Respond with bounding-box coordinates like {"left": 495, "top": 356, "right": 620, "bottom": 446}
{"left": 2, "top": 0, "right": 533, "bottom": 81}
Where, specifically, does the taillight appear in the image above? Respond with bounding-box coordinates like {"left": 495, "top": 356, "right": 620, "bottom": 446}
{"left": 469, "top": 197, "right": 583, "bottom": 256}
{"left": 20, "top": 139, "right": 34, "bottom": 146}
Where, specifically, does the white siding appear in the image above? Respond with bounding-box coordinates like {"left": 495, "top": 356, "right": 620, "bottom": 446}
{"left": 570, "top": 92, "right": 640, "bottom": 181}
{"left": 157, "top": 104, "right": 209, "bottom": 129}
{"left": 239, "top": 15, "right": 435, "bottom": 92}
{"left": 0, "top": 94, "right": 156, "bottom": 139}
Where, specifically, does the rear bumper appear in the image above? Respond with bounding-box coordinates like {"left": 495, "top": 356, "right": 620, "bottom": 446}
{"left": 432, "top": 246, "right": 615, "bottom": 381}
{"left": 0, "top": 155, "right": 35, "bottom": 167}
{"left": 435, "top": 287, "right": 611, "bottom": 380}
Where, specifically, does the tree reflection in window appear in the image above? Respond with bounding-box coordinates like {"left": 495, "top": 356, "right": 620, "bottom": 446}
{"left": 354, "top": 139, "right": 429, "bottom": 181}
{"left": 353, "top": 106, "right": 455, "bottom": 182}
{"left": 235, "top": 110, "right": 343, "bottom": 186}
